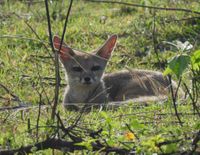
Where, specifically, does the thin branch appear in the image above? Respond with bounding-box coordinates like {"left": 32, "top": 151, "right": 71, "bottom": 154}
{"left": 156, "top": 139, "right": 181, "bottom": 147}
{"left": 174, "top": 78, "right": 182, "bottom": 100}
{"left": 52, "top": 0, "right": 74, "bottom": 119}
{"left": 168, "top": 76, "right": 183, "bottom": 126}
{"left": 189, "top": 130, "right": 200, "bottom": 155}
{"left": 56, "top": 113, "right": 82, "bottom": 142}
{"left": 152, "top": 10, "right": 161, "bottom": 69}
{"left": 36, "top": 93, "right": 43, "bottom": 142}
{"left": 0, "top": 83, "right": 22, "bottom": 103}
{"left": 0, "top": 35, "right": 47, "bottom": 43}
{"left": 44, "top": 0, "right": 61, "bottom": 120}
{"left": 165, "top": 16, "right": 200, "bottom": 23}
{"left": 14, "top": 13, "right": 54, "bottom": 62}
{"left": 86, "top": 0, "right": 200, "bottom": 15}
{"left": 0, "top": 104, "right": 50, "bottom": 112}
{"left": 183, "top": 83, "right": 200, "bottom": 117}
{"left": 44, "top": 0, "right": 74, "bottom": 120}
{"left": 0, "top": 138, "right": 85, "bottom": 155}
{"left": 125, "top": 123, "right": 140, "bottom": 141}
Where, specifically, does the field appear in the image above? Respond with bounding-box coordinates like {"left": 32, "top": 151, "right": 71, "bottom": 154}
{"left": 0, "top": 0, "right": 200, "bottom": 154}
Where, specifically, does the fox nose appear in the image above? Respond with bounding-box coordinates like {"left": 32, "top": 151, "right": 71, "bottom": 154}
{"left": 84, "top": 77, "right": 91, "bottom": 82}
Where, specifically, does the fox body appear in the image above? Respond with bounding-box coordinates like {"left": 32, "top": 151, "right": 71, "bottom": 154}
{"left": 53, "top": 35, "right": 179, "bottom": 108}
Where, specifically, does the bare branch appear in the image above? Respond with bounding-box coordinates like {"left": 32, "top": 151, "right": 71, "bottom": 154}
{"left": 167, "top": 76, "right": 183, "bottom": 126}
{"left": 86, "top": 0, "right": 200, "bottom": 15}
{"left": 0, "top": 137, "right": 129, "bottom": 155}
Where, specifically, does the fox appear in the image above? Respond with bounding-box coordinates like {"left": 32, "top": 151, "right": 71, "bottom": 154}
{"left": 53, "top": 35, "right": 183, "bottom": 109}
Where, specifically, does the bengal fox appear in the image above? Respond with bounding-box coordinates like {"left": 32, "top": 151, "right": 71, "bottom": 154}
{"left": 53, "top": 35, "right": 182, "bottom": 109}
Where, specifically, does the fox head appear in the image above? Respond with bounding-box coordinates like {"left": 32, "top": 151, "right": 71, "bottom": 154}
{"left": 53, "top": 35, "right": 117, "bottom": 88}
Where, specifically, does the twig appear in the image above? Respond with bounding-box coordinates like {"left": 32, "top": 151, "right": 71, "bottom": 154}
{"left": 0, "top": 83, "right": 21, "bottom": 103}
{"left": 165, "top": 16, "right": 200, "bottom": 23}
{"left": 174, "top": 78, "right": 182, "bottom": 100}
{"left": 168, "top": 76, "right": 183, "bottom": 126}
{"left": 56, "top": 113, "right": 82, "bottom": 142}
{"left": 23, "top": 0, "right": 44, "bottom": 4}
{"left": 0, "top": 35, "right": 47, "bottom": 43}
{"left": 14, "top": 13, "right": 54, "bottom": 62}
{"left": 152, "top": 10, "right": 161, "bottom": 69}
{"left": 157, "top": 139, "right": 181, "bottom": 147}
{"left": 52, "top": 0, "right": 74, "bottom": 119}
{"left": 44, "top": 0, "right": 61, "bottom": 120}
{"left": 36, "top": 93, "right": 42, "bottom": 142}
{"left": 69, "top": 109, "right": 84, "bottom": 130}
{"left": 0, "top": 104, "right": 50, "bottom": 112}
{"left": 44, "top": 0, "right": 73, "bottom": 120}
{"left": 0, "top": 138, "right": 85, "bottom": 155}
{"left": 183, "top": 83, "right": 200, "bottom": 117}
{"left": 86, "top": 0, "right": 200, "bottom": 15}
{"left": 125, "top": 123, "right": 140, "bottom": 140}
{"left": 189, "top": 130, "right": 200, "bottom": 155}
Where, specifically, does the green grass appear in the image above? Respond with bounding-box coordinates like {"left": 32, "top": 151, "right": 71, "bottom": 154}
{"left": 0, "top": 0, "right": 200, "bottom": 154}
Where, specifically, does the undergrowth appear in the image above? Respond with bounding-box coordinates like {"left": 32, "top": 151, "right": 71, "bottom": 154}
{"left": 0, "top": 0, "right": 200, "bottom": 154}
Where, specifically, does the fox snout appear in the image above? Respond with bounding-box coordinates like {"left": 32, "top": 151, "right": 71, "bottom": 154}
{"left": 81, "top": 76, "right": 94, "bottom": 85}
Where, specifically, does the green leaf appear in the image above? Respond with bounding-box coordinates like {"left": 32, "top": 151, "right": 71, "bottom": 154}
{"left": 164, "top": 54, "right": 190, "bottom": 78}
{"left": 191, "top": 50, "right": 200, "bottom": 70}
{"left": 100, "top": 111, "right": 112, "bottom": 124}
{"left": 195, "top": 122, "right": 200, "bottom": 130}
{"left": 106, "top": 139, "right": 115, "bottom": 146}
{"left": 162, "top": 143, "right": 178, "bottom": 154}
{"left": 130, "top": 119, "right": 145, "bottom": 130}
{"left": 75, "top": 139, "right": 96, "bottom": 151}
{"left": 163, "top": 67, "right": 173, "bottom": 76}
{"left": 100, "top": 111, "right": 108, "bottom": 119}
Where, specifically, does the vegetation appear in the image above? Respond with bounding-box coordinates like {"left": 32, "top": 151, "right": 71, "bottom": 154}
{"left": 0, "top": 0, "right": 200, "bottom": 154}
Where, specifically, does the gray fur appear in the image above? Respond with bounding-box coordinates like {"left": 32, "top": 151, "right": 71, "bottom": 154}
{"left": 53, "top": 35, "right": 183, "bottom": 109}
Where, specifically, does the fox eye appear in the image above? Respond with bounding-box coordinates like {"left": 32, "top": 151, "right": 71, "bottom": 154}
{"left": 72, "top": 66, "right": 83, "bottom": 72}
{"left": 91, "top": 65, "right": 101, "bottom": 71}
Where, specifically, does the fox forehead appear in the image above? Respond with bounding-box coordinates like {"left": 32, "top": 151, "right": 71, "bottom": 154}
{"left": 72, "top": 52, "right": 105, "bottom": 66}
{"left": 65, "top": 53, "right": 106, "bottom": 69}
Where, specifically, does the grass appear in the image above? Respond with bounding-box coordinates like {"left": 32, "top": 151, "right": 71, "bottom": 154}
{"left": 0, "top": 0, "right": 200, "bottom": 154}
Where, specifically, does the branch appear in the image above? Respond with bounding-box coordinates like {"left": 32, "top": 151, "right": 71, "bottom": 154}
{"left": 0, "top": 104, "right": 50, "bottom": 112}
{"left": 0, "top": 138, "right": 129, "bottom": 155}
{"left": 44, "top": 0, "right": 74, "bottom": 120}
{"left": 14, "top": 13, "right": 54, "bottom": 62}
{"left": 0, "top": 83, "right": 21, "bottom": 103}
{"left": 190, "top": 130, "right": 200, "bottom": 155}
{"left": 168, "top": 76, "right": 183, "bottom": 126}
{"left": 51, "top": 0, "right": 74, "bottom": 120}
{"left": 86, "top": 0, "right": 200, "bottom": 15}
{"left": 152, "top": 11, "right": 162, "bottom": 69}
{"left": 183, "top": 83, "right": 200, "bottom": 117}
{"left": 0, "top": 138, "right": 85, "bottom": 155}
{"left": 44, "top": 0, "right": 61, "bottom": 120}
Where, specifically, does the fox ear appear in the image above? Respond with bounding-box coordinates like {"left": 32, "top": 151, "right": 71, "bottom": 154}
{"left": 53, "top": 35, "right": 75, "bottom": 61}
{"left": 96, "top": 35, "right": 117, "bottom": 59}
